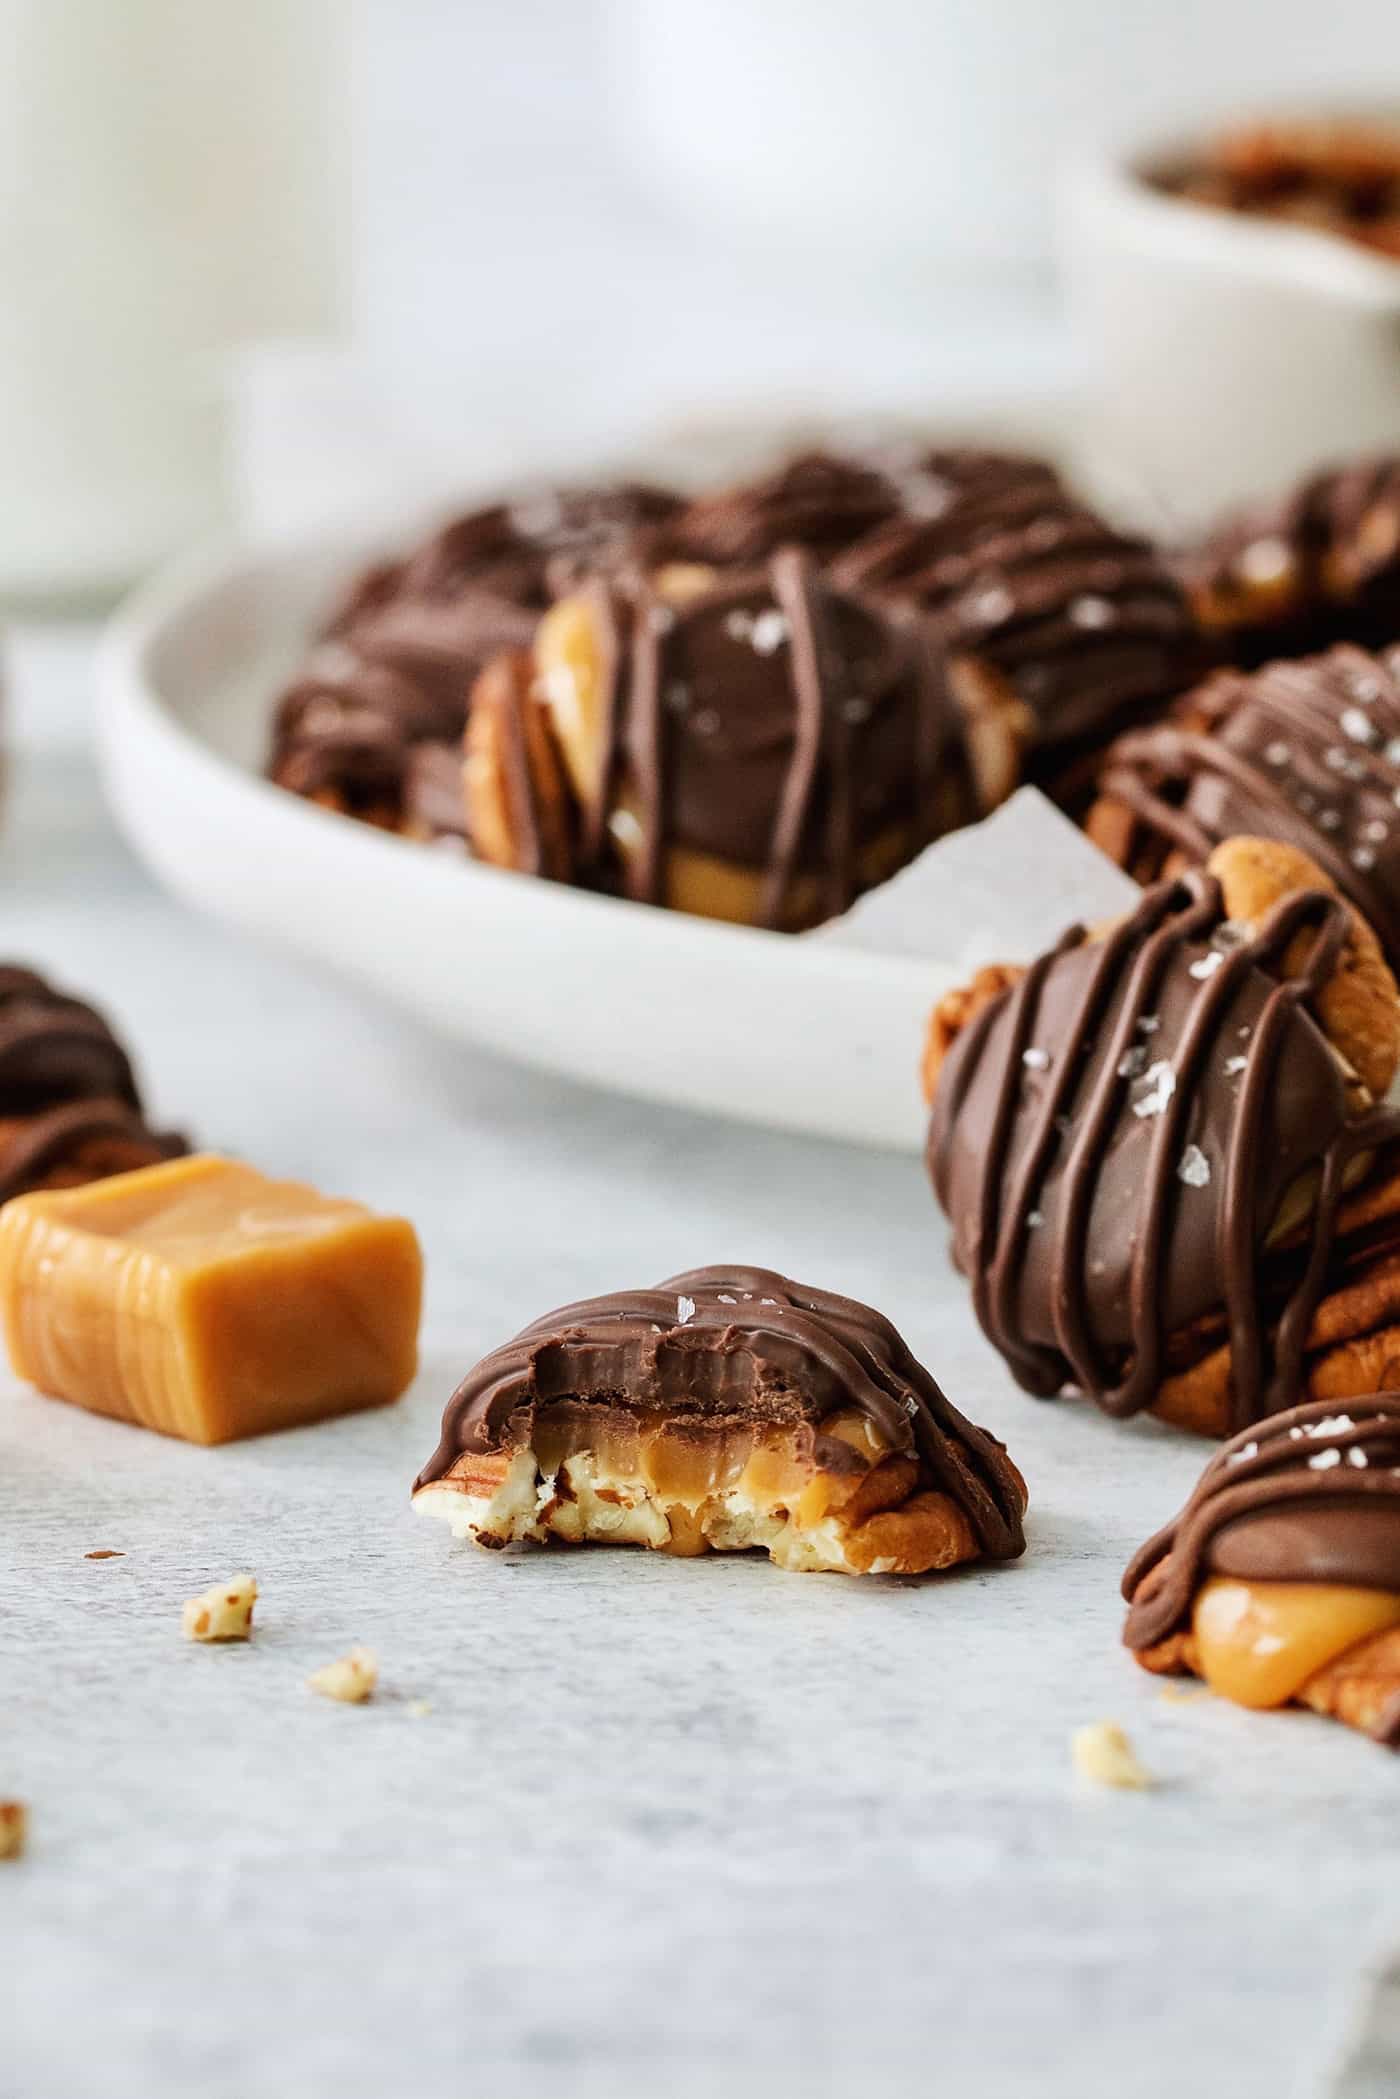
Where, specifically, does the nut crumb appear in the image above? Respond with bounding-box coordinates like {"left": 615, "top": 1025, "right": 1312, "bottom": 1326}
{"left": 85, "top": 1549, "right": 125, "bottom": 1560}
{"left": 307, "top": 1647, "right": 377, "bottom": 1704}
{"left": 182, "top": 1574, "right": 258, "bottom": 1643}
{"left": 0, "top": 1801, "right": 28, "bottom": 1860}
{"left": 1071, "top": 1721, "right": 1153, "bottom": 1790}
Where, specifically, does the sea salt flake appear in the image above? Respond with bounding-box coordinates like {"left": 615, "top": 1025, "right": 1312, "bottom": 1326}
{"left": 1177, "top": 1144, "right": 1210, "bottom": 1188}
{"left": 1305, "top": 1413, "right": 1354, "bottom": 1438}
{"left": 692, "top": 707, "right": 722, "bottom": 736}
{"left": 1326, "top": 747, "right": 1349, "bottom": 771}
{"left": 1213, "top": 920, "right": 1250, "bottom": 951}
{"left": 1189, "top": 950, "right": 1225, "bottom": 979}
{"left": 1353, "top": 845, "right": 1377, "bottom": 870}
{"left": 1069, "top": 593, "right": 1115, "bottom": 630}
{"left": 1132, "top": 1061, "right": 1176, "bottom": 1119}
{"left": 676, "top": 1296, "right": 696, "bottom": 1324}
{"left": 665, "top": 679, "right": 691, "bottom": 714}
{"left": 750, "top": 609, "right": 789, "bottom": 655}
{"left": 1224, "top": 1054, "right": 1248, "bottom": 1076}
{"left": 1308, "top": 1447, "right": 1342, "bottom": 1471}
{"left": 1350, "top": 670, "right": 1383, "bottom": 702}
{"left": 1137, "top": 1014, "right": 1161, "bottom": 1035}
{"left": 1386, "top": 740, "right": 1400, "bottom": 767}
{"left": 717, "top": 1293, "right": 737, "bottom": 1304}
{"left": 608, "top": 807, "right": 644, "bottom": 849}
{"left": 1226, "top": 1441, "right": 1259, "bottom": 1465}
{"left": 1347, "top": 1447, "right": 1369, "bottom": 1468}
{"left": 724, "top": 610, "right": 754, "bottom": 642}
{"left": 901, "top": 473, "right": 953, "bottom": 521}
{"left": 902, "top": 1392, "right": 920, "bottom": 1416}
{"left": 1117, "top": 1045, "right": 1148, "bottom": 1079}
{"left": 1025, "top": 1210, "right": 1045, "bottom": 1229}
{"left": 1239, "top": 536, "right": 1290, "bottom": 584}
{"left": 1364, "top": 818, "right": 1389, "bottom": 842}
{"left": 841, "top": 696, "right": 872, "bottom": 724}
{"left": 965, "top": 584, "right": 1015, "bottom": 625}
{"left": 1022, "top": 1046, "right": 1051, "bottom": 1070}
{"left": 1264, "top": 741, "right": 1291, "bottom": 766}
{"left": 1342, "top": 708, "right": 1377, "bottom": 743}
{"left": 1319, "top": 808, "right": 1342, "bottom": 831}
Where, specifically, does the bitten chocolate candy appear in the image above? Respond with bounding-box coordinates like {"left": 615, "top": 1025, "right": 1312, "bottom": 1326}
{"left": 414, "top": 1265, "right": 1027, "bottom": 1576}
{"left": 0, "top": 1155, "right": 422, "bottom": 1444}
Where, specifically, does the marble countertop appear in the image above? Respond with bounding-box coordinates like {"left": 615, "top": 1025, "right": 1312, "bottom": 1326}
{"left": 2, "top": 637, "right": 1395, "bottom": 2099}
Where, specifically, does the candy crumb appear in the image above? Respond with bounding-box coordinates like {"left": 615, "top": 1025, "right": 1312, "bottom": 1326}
{"left": 0, "top": 1801, "right": 27, "bottom": 1860}
{"left": 182, "top": 1574, "right": 258, "bottom": 1643}
{"left": 308, "top": 1647, "right": 378, "bottom": 1705}
{"left": 1072, "top": 1721, "right": 1153, "bottom": 1790}
{"left": 1158, "top": 1681, "right": 1208, "bottom": 1705}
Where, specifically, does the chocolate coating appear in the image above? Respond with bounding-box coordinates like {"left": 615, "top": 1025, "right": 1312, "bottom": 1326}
{"left": 927, "top": 869, "right": 1400, "bottom": 1429}
{"left": 1093, "top": 647, "right": 1400, "bottom": 967}
{"left": 0, "top": 966, "right": 139, "bottom": 1113}
{"left": 836, "top": 493, "right": 1205, "bottom": 784}
{"left": 584, "top": 549, "right": 969, "bottom": 926}
{"left": 1123, "top": 1395, "right": 1400, "bottom": 1742}
{"left": 414, "top": 1264, "right": 1027, "bottom": 1561}
{"left": 668, "top": 445, "right": 1061, "bottom": 569}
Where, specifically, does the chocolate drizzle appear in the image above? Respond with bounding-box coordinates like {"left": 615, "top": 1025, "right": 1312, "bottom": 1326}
{"left": 414, "top": 1264, "right": 1026, "bottom": 1560}
{"left": 927, "top": 870, "right": 1400, "bottom": 1430}
{"left": 1094, "top": 646, "right": 1400, "bottom": 965}
{"left": 1122, "top": 1395, "right": 1400, "bottom": 1744}
{"left": 583, "top": 549, "right": 966, "bottom": 927}
{"left": 667, "top": 446, "right": 1061, "bottom": 568}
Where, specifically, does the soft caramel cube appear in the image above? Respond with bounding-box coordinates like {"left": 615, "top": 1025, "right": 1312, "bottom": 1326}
{"left": 0, "top": 1154, "right": 422, "bottom": 1445}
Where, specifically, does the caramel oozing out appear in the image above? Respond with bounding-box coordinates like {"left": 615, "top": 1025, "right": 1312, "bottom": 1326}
{"left": 1191, "top": 1576, "right": 1400, "bottom": 1709}
{"left": 419, "top": 1399, "right": 981, "bottom": 1576}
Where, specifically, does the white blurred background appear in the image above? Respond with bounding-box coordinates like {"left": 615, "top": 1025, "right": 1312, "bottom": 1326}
{"left": 2, "top": 0, "right": 1399, "bottom": 599}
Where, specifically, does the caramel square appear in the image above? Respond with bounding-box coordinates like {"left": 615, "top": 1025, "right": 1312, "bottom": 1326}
{"left": 0, "top": 1154, "right": 422, "bottom": 1444}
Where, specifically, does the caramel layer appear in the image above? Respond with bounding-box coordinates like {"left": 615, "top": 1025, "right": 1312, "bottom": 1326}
{"left": 1191, "top": 1576, "right": 1400, "bottom": 1709}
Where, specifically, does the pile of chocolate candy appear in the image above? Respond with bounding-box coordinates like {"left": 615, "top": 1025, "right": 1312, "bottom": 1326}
{"left": 266, "top": 438, "right": 1400, "bottom": 946}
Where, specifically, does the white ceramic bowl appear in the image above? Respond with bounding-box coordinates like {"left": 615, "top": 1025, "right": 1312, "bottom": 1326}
{"left": 96, "top": 537, "right": 962, "bottom": 1153}
{"left": 1062, "top": 120, "right": 1400, "bottom": 528}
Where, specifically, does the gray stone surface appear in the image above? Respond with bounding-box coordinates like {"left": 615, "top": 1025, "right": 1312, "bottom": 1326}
{"left": 2, "top": 731, "right": 1396, "bottom": 2099}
